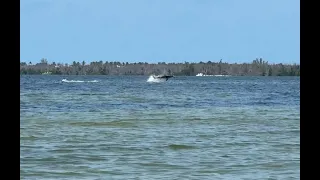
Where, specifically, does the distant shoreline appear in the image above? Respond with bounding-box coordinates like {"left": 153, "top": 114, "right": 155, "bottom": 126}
{"left": 20, "top": 58, "right": 300, "bottom": 76}
{"left": 20, "top": 74, "right": 300, "bottom": 77}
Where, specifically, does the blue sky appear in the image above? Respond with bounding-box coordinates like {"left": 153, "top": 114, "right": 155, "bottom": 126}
{"left": 20, "top": 0, "right": 300, "bottom": 64}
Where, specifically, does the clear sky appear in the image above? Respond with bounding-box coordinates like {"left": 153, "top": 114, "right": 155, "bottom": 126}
{"left": 20, "top": 0, "right": 300, "bottom": 64}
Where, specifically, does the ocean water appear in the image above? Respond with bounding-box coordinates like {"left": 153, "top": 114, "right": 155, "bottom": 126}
{"left": 20, "top": 75, "right": 300, "bottom": 180}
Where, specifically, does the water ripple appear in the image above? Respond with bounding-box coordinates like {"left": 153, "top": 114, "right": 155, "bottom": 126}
{"left": 20, "top": 76, "right": 300, "bottom": 179}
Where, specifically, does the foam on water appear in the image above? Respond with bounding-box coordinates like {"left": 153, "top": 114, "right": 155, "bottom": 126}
{"left": 147, "top": 75, "right": 166, "bottom": 83}
{"left": 62, "top": 79, "right": 99, "bottom": 83}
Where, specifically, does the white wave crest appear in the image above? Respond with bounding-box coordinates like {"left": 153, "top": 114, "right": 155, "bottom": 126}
{"left": 147, "top": 75, "right": 167, "bottom": 83}
{"left": 62, "top": 79, "right": 99, "bottom": 83}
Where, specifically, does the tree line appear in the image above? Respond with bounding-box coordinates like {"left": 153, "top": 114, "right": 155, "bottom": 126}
{"left": 20, "top": 58, "right": 300, "bottom": 76}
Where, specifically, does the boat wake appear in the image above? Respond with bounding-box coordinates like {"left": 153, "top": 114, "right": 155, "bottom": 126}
{"left": 62, "top": 79, "right": 99, "bottom": 83}
{"left": 147, "top": 75, "right": 166, "bottom": 83}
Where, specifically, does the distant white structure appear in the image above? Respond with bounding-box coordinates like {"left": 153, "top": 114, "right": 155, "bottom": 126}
{"left": 196, "top": 73, "right": 214, "bottom": 76}
{"left": 214, "top": 74, "right": 231, "bottom": 77}
{"left": 196, "top": 73, "right": 230, "bottom": 77}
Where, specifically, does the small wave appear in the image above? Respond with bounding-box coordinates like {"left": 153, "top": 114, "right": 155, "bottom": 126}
{"left": 147, "top": 75, "right": 166, "bottom": 83}
{"left": 68, "top": 121, "right": 135, "bottom": 128}
{"left": 62, "top": 79, "right": 99, "bottom": 83}
{"left": 167, "top": 144, "right": 197, "bottom": 150}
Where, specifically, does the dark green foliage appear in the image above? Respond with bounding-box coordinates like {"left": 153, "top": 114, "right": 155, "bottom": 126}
{"left": 268, "top": 67, "right": 273, "bottom": 76}
{"left": 20, "top": 58, "right": 300, "bottom": 76}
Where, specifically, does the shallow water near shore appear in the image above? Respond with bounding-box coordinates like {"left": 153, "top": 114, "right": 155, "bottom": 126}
{"left": 20, "top": 75, "right": 300, "bottom": 179}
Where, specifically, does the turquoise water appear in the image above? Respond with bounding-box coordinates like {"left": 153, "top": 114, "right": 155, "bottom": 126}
{"left": 20, "top": 75, "right": 300, "bottom": 179}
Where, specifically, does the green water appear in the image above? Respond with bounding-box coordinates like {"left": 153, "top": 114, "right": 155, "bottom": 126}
{"left": 20, "top": 76, "right": 300, "bottom": 179}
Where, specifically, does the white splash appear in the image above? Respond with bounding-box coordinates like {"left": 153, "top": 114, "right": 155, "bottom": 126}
{"left": 62, "top": 79, "right": 99, "bottom": 83}
{"left": 146, "top": 75, "right": 166, "bottom": 83}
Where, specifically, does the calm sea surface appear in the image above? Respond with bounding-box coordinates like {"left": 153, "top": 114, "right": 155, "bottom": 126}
{"left": 20, "top": 75, "right": 300, "bottom": 180}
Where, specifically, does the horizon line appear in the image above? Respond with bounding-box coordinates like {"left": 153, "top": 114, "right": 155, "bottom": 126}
{"left": 20, "top": 59, "right": 300, "bottom": 65}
